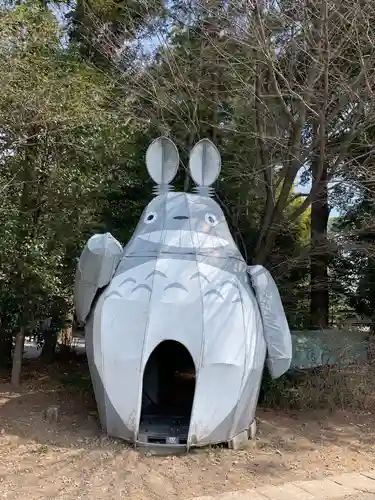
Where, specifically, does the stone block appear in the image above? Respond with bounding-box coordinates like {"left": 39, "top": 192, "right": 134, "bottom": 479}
{"left": 362, "top": 471, "right": 375, "bottom": 481}
{"left": 332, "top": 472, "right": 375, "bottom": 493}
{"left": 228, "top": 430, "right": 248, "bottom": 450}
{"left": 258, "top": 483, "right": 315, "bottom": 500}
{"left": 43, "top": 405, "right": 60, "bottom": 423}
{"left": 294, "top": 478, "right": 355, "bottom": 498}
{"left": 215, "top": 490, "right": 267, "bottom": 500}
{"left": 248, "top": 420, "right": 257, "bottom": 440}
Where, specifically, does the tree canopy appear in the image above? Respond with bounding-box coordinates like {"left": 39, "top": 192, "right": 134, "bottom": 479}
{"left": 1, "top": 0, "right": 375, "bottom": 373}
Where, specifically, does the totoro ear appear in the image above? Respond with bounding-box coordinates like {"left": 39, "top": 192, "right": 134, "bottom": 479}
{"left": 188, "top": 138, "right": 221, "bottom": 187}
{"left": 145, "top": 136, "right": 179, "bottom": 186}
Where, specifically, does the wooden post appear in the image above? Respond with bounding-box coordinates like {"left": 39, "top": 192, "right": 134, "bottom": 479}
{"left": 11, "top": 328, "right": 25, "bottom": 387}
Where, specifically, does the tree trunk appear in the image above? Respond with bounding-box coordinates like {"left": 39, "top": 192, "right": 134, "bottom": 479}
{"left": 9, "top": 134, "right": 36, "bottom": 384}
{"left": 310, "top": 161, "right": 329, "bottom": 329}
{"left": 59, "top": 324, "right": 73, "bottom": 347}
{"left": 11, "top": 329, "right": 25, "bottom": 387}
{"left": 58, "top": 310, "right": 74, "bottom": 358}
{"left": 40, "top": 330, "right": 58, "bottom": 364}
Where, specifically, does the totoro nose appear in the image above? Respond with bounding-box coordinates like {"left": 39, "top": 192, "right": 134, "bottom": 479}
{"left": 174, "top": 215, "right": 189, "bottom": 220}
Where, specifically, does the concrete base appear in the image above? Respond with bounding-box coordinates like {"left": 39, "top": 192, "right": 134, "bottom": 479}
{"left": 248, "top": 419, "right": 257, "bottom": 440}
{"left": 228, "top": 431, "right": 249, "bottom": 450}
{"left": 228, "top": 420, "right": 257, "bottom": 450}
{"left": 228, "top": 430, "right": 248, "bottom": 450}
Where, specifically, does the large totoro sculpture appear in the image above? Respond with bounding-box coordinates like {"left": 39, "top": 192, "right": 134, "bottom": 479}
{"left": 74, "top": 137, "right": 292, "bottom": 449}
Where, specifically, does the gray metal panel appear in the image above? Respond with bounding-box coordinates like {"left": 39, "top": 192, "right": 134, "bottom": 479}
{"left": 76, "top": 185, "right": 292, "bottom": 447}
{"left": 248, "top": 265, "right": 292, "bottom": 379}
{"left": 85, "top": 314, "right": 107, "bottom": 431}
{"left": 121, "top": 193, "right": 243, "bottom": 259}
{"left": 201, "top": 407, "right": 237, "bottom": 445}
{"left": 230, "top": 365, "right": 264, "bottom": 437}
{"left": 75, "top": 233, "right": 123, "bottom": 323}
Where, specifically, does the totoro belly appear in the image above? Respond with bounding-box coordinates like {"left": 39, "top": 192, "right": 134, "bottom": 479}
{"left": 91, "top": 257, "right": 259, "bottom": 437}
{"left": 103, "top": 257, "right": 248, "bottom": 304}
{"left": 96, "top": 257, "right": 254, "bottom": 368}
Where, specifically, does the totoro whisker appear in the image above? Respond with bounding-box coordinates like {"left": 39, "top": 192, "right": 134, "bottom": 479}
{"left": 106, "top": 291, "right": 122, "bottom": 299}
{"left": 164, "top": 283, "right": 188, "bottom": 292}
{"left": 204, "top": 289, "right": 224, "bottom": 300}
{"left": 119, "top": 277, "right": 136, "bottom": 287}
{"left": 145, "top": 270, "right": 167, "bottom": 280}
{"left": 131, "top": 284, "right": 152, "bottom": 294}
{"left": 190, "top": 271, "right": 210, "bottom": 283}
{"left": 221, "top": 280, "right": 239, "bottom": 289}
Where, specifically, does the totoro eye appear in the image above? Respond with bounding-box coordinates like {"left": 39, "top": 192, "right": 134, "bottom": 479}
{"left": 144, "top": 212, "right": 157, "bottom": 224}
{"left": 205, "top": 213, "right": 219, "bottom": 227}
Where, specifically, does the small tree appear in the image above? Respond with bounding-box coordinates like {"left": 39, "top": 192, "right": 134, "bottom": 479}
{"left": 0, "top": 3, "right": 133, "bottom": 381}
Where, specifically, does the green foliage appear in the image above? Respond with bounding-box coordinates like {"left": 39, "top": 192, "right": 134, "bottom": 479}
{"left": 1, "top": 0, "right": 375, "bottom": 364}
{"left": 260, "top": 371, "right": 291, "bottom": 408}
{"left": 0, "top": 2, "right": 136, "bottom": 335}
{"left": 0, "top": 0, "right": 316, "bottom": 339}
{"left": 67, "top": 0, "right": 165, "bottom": 65}
{"left": 331, "top": 197, "right": 375, "bottom": 323}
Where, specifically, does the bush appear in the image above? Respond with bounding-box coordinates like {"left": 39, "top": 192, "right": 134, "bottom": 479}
{"left": 260, "top": 363, "right": 375, "bottom": 412}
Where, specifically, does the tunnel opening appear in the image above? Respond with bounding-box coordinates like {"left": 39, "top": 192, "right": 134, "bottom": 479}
{"left": 138, "top": 340, "right": 196, "bottom": 446}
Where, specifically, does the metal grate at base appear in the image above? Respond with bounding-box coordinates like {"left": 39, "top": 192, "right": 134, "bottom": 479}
{"left": 140, "top": 435, "right": 187, "bottom": 445}
{"left": 138, "top": 415, "right": 189, "bottom": 445}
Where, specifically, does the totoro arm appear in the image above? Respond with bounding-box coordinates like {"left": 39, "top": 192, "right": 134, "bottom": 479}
{"left": 74, "top": 233, "right": 123, "bottom": 324}
{"left": 247, "top": 265, "right": 293, "bottom": 379}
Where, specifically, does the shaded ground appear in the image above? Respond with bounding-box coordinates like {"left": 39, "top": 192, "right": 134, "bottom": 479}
{"left": 0, "top": 364, "right": 375, "bottom": 500}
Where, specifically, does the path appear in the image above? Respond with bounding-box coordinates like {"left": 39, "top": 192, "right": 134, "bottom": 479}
{"left": 2, "top": 368, "right": 375, "bottom": 500}
{"left": 344, "top": 496, "right": 375, "bottom": 500}
{"left": 193, "top": 472, "right": 375, "bottom": 500}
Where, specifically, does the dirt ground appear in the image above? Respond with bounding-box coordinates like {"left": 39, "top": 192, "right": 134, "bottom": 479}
{"left": 0, "top": 365, "right": 375, "bottom": 500}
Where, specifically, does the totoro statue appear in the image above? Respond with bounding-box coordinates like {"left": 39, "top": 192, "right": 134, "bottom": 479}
{"left": 74, "top": 137, "right": 292, "bottom": 449}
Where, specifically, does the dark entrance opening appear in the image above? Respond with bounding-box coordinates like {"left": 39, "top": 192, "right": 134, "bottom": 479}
{"left": 139, "top": 340, "right": 196, "bottom": 445}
